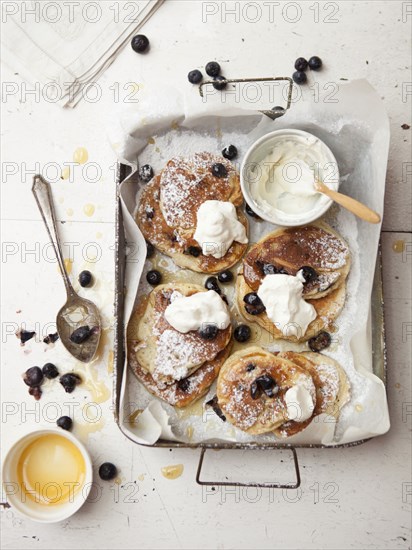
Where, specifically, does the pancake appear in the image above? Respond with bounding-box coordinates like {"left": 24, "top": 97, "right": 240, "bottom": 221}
{"left": 216, "top": 346, "right": 316, "bottom": 435}
{"left": 236, "top": 274, "right": 346, "bottom": 342}
{"left": 127, "top": 284, "right": 232, "bottom": 387}
{"left": 274, "top": 351, "right": 350, "bottom": 437}
{"left": 242, "top": 222, "right": 350, "bottom": 300}
{"left": 136, "top": 153, "right": 248, "bottom": 274}
{"left": 130, "top": 345, "right": 232, "bottom": 408}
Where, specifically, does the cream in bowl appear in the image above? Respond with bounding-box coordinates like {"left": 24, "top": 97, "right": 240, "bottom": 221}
{"left": 241, "top": 129, "right": 339, "bottom": 226}
{"left": 2, "top": 429, "right": 93, "bottom": 523}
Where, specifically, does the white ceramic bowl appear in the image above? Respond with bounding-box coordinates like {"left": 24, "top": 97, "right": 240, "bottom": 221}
{"left": 240, "top": 128, "right": 339, "bottom": 226}
{"left": 2, "top": 429, "right": 93, "bottom": 523}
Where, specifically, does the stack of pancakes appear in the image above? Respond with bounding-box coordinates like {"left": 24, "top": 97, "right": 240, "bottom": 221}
{"left": 216, "top": 346, "right": 350, "bottom": 436}
{"left": 236, "top": 222, "right": 351, "bottom": 342}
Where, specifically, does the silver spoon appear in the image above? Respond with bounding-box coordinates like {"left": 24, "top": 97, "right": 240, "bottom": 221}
{"left": 32, "top": 175, "right": 101, "bottom": 363}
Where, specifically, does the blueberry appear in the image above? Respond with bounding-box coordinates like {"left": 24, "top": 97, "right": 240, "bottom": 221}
{"left": 308, "top": 56, "right": 322, "bottom": 70}
{"left": 70, "top": 326, "right": 92, "bottom": 344}
{"left": 293, "top": 71, "right": 307, "bottom": 84}
{"left": 245, "top": 303, "right": 266, "bottom": 315}
{"left": 186, "top": 246, "right": 202, "bottom": 257}
{"left": 78, "top": 270, "right": 92, "bottom": 287}
{"left": 23, "top": 366, "right": 43, "bottom": 387}
{"left": 212, "top": 76, "right": 227, "bottom": 90}
{"left": 308, "top": 331, "right": 331, "bottom": 352}
{"left": 199, "top": 324, "right": 218, "bottom": 340}
{"left": 29, "top": 386, "right": 42, "bottom": 400}
{"left": 205, "top": 61, "right": 221, "bottom": 77}
{"left": 250, "top": 381, "right": 261, "bottom": 400}
{"left": 57, "top": 416, "right": 73, "bottom": 431}
{"left": 146, "top": 270, "right": 162, "bottom": 286}
{"left": 59, "top": 373, "right": 82, "bottom": 393}
{"left": 43, "top": 332, "right": 59, "bottom": 344}
{"left": 139, "top": 164, "right": 153, "bottom": 183}
{"left": 245, "top": 203, "right": 261, "bottom": 219}
{"left": 217, "top": 270, "right": 233, "bottom": 284}
{"left": 243, "top": 293, "right": 263, "bottom": 306}
{"left": 294, "top": 57, "right": 308, "bottom": 71}
{"left": 131, "top": 34, "right": 149, "bottom": 53}
{"left": 188, "top": 69, "right": 203, "bottom": 84}
{"left": 299, "top": 266, "right": 318, "bottom": 283}
{"left": 42, "top": 363, "right": 59, "bottom": 379}
{"left": 145, "top": 206, "right": 154, "bottom": 219}
{"left": 222, "top": 145, "right": 238, "bottom": 160}
{"left": 255, "top": 374, "right": 275, "bottom": 390}
{"left": 234, "top": 324, "right": 251, "bottom": 343}
{"left": 177, "top": 378, "right": 190, "bottom": 392}
{"left": 146, "top": 241, "right": 155, "bottom": 258}
{"left": 246, "top": 363, "right": 256, "bottom": 372}
{"left": 19, "top": 329, "right": 36, "bottom": 344}
{"left": 205, "top": 396, "right": 226, "bottom": 421}
{"left": 99, "top": 462, "right": 118, "bottom": 481}
{"left": 205, "top": 276, "right": 221, "bottom": 294}
{"left": 258, "top": 262, "right": 288, "bottom": 276}
{"left": 211, "top": 163, "right": 228, "bottom": 178}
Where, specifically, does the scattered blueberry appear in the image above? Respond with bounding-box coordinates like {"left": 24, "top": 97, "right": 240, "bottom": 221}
{"left": 146, "top": 241, "right": 155, "bottom": 258}
{"left": 99, "top": 462, "right": 118, "bottom": 481}
{"left": 308, "top": 331, "right": 331, "bottom": 352}
{"left": 234, "top": 324, "right": 251, "bottom": 343}
{"left": 199, "top": 324, "right": 218, "bottom": 340}
{"left": 294, "top": 57, "right": 308, "bottom": 71}
{"left": 177, "top": 378, "right": 190, "bottom": 392}
{"left": 43, "top": 332, "right": 59, "bottom": 345}
{"left": 70, "top": 326, "right": 92, "bottom": 344}
{"left": 23, "top": 367, "right": 44, "bottom": 387}
{"left": 79, "top": 270, "right": 93, "bottom": 287}
{"left": 188, "top": 69, "right": 203, "bottom": 84}
{"left": 205, "top": 396, "right": 226, "bottom": 421}
{"left": 131, "top": 34, "right": 149, "bottom": 53}
{"left": 145, "top": 206, "right": 154, "bottom": 219}
{"left": 59, "top": 373, "right": 82, "bottom": 393}
{"left": 139, "top": 164, "right": 154, "bottom": 183}
{"left": 57, "top": 416, "right": 73, "bottom": 431}
{"left": 292, "top": 71, "right": 307, "bottom": 84}
{"left": 260, "top": 263, "right": 279, "bottom": 275}
{"left": 222, "top": 145, "right": 238, "bottom": 160}
{"left": 250, "top": 380, "right": 261, "bottom": 400}
{"left": 246, "top": 363, "right": 256, "bottom": 372}
{"left": 245, "top": 203, "right": 261, "bottom": 219}
{"left": 255, "top": 374, "right": 276, "bottom": 390}
{"left": 243, "top": 293, "right": 263, "bottom": 306}
{"left": 211, "top": 163, "right": 228, "bottom": 178}
{"left": 186, "top": 246, "right": 202, "bottom": 257}
{"left": 146, "top": 269, "right": 162, "bottom": 286}
{"left": 42, "top": 363, "right": 59, "bottom": 379}
{"left": 212, "top": 76, "right": 227, "bottom": 90}
{"left": 205, "top": 61, "right": 221, "bottom": 77}
{"left": 299, "top": 266, "right": 318, "bottom": 283}
{"left": 245, "top": 303, "right": 266, "bottom": 315}
{"left": 29, "top": 386, "right": 42, "bottom": 400}
{"left": 18, "top": 329, "right": 36, "bottom": 345}
{"left": 217, "top": 270, "right": 233, "bottom": 284}
{"left": 205, "top": 276, "right": 221, "bottom": 294}
{"left": 308, "top": 56, "right": 322, "bottom": 70}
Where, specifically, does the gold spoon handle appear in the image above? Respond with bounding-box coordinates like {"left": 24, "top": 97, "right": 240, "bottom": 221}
{"left": 32, "top": 175, "right": 75, "bottom": 296}
{"left": 316, "top": 182, "right": 381, "bottom": 224}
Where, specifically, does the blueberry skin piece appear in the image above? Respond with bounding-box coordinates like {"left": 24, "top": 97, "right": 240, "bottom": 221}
{"left": 213, "top": 76, "right": 227, "bottom": 90}
{"left": 78, "top": 270, "right": 92, "bottom": 287}
{"left": 99, "top": 462, "right": 118, "bottom": 481}
{"left": 131, "top": 34, "right": 149, "bottom": 53}
{"left": 205, "top": 61, "right": 221, "bottom": 77}
{"left": 294, "top": 57, "right": 308, "bottom": 71}
{"left": 57, "top": 416, "right": 73, "bottom": 431}
{"left": 308, "top": 56, "right": 322, "bottom": 70}
{"left": 292, "top": 71, "right": 307, "bottom": 84}
{"left": 188, "top": 70, "right": 203, "bottom": 84}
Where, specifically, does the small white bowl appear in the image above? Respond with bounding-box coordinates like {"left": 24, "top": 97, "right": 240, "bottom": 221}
{"left": 240, "top": 128, "right": 339, "bottom": 226}
{"left": 2, "top": 429, "right": 93, "bottom": 523}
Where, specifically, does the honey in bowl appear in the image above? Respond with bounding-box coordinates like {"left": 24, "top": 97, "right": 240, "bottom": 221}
{"left": 17, "top": 433, "right": 86, "bottom": 506}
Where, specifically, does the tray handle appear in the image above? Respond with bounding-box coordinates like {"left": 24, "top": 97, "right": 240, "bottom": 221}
{"left": 199, "top": 76, "right": 294, "bottom": 120}
{"left": 196, "top": 446, "right": 301, "bottom": 489}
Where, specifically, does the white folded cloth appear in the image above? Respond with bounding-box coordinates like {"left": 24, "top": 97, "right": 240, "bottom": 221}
{"left": 1, "top": 0, "right": 164, "bottom": 107}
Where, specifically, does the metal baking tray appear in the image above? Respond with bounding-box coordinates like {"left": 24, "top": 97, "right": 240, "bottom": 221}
{"left": 112, "top": 87, "right": 387, "bottom": 488}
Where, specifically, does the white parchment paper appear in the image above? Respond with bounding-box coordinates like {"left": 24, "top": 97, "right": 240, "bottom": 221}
{"left": 110, "top": 79, "right": 390, "bottom": 446}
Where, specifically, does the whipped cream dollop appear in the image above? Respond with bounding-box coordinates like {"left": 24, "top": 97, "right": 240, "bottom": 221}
{"left": 248, "top": 136, "right": 332, "bottom": 216}
{"left": 284, "top": 384, "right": 315, "bottom": 422}
{"left": 257, "top": 274, "right": 316, "bottom": 338}
{"left": 164, "top": 290, "right": 230, "bottom": 333}
{"left": 193, "top": 200, "right": 248, "bottom": 259}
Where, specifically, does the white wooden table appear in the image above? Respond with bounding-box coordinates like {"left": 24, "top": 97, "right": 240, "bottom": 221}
{"left": 1, "top": 2, "right": 411, "bottom": 549}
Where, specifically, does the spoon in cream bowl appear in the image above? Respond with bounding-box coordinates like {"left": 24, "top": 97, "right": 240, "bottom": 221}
{"left": 32, "top": 175, "right": 101, "bottom": 363}
{"left": 314, "top": 179, "right": 381, "bottom": 224}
